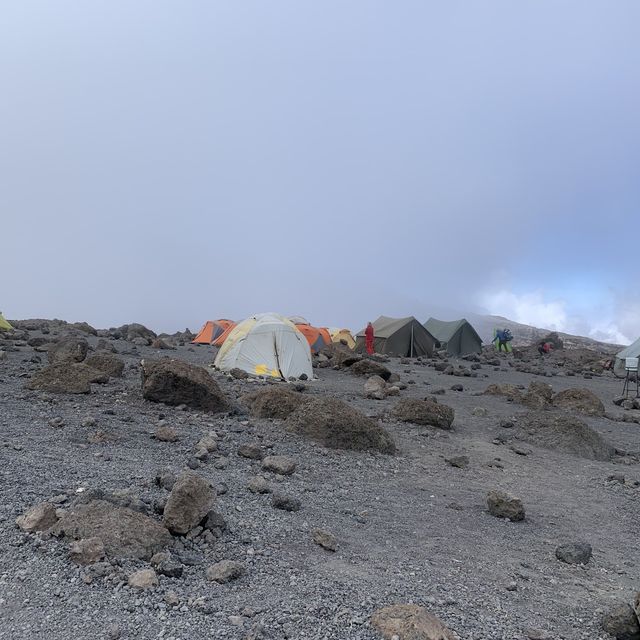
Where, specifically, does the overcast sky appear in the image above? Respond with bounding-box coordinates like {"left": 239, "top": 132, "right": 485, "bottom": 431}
{"left": 1, "top": 2, "right": 639, "bottom": 343}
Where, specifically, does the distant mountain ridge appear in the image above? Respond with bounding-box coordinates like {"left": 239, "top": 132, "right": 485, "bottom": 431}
{"left": 465, "top": 313, "right": 620, "bottom": 353}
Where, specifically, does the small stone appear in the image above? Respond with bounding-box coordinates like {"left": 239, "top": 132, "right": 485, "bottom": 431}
{"left": 206, "top": 560, "right": 245, "bottom": 583}
{"left": 69, "top": 537, "right": 105, "bottom": 565}
{"left": 106, "top": 623, "right": 122, "bottom": 640}
{"left": 261, "top": 455, "right": 296, "bottom": 476}
{"left": 487, "top": 490, "right": 525, "bottom": 521}
{"left": 16, "top": 502, "right": 58, "bottom": 532}
{"left": 81, "top": 416, "right": 97, "bottom": 428}
{"left": 446, "top": 455, "right": 469, "bottom": 469}
{"left": 197, "top": 432, "right": 218, "bottom": 452}
{"left": 272, "top": 492, "right": 301, "bottom": 512}
{"left": 156, "top": 559, "right": 184, "bottom": 578}
{"left": 128, "top": 568, "right": 158, "bottom": 589}
{"left": 450, "top": 384, "right": 463, "bottom": 392}
{"left": 164, "top": 590, "right": 180, "bottom": 606}
{"left": 48, "top": 417, "right": 65, "bottom": 428}
{"left": 155, "top": 470, "right": 177, "bottom": 491}
{"left": 155, "top": 425, "right": 178, "bottom": 442}
{"left": 150, "top": 552, "right": 170, "bottom": 567}
{"left": 238, "top": 443, "right": 264, "bottom": 460}
{"left": 555, "top": 542, "right": 592, "bottom": 565}
{"left": 203, "top": 509, "right": 227, "bottom": 533}
{"left": 247, "top": 476, "right": 271, "bottom": 494}
{"left": 312, "top": 528, "right": 337, "bottom": 551}
{"left": 472, "top": 407, "right": 488, "bottom": 417}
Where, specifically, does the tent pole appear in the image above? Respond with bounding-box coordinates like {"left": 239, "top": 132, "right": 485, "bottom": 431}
{"left": 411, "top": 324, "right": 414, "bottom": 357}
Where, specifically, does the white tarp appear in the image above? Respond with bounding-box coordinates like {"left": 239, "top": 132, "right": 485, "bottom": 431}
{"left": 214, "top": 312, "right": 313, "bottom": 380}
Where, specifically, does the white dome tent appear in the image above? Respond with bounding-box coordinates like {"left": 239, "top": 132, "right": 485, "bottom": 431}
{"left": 214, "top": 312, "right": 313, "bottom": 381}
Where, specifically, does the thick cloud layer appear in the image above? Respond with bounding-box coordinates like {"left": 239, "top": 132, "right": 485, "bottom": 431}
{"left": 1, "top": 2, "right": 639, "bottom": 342}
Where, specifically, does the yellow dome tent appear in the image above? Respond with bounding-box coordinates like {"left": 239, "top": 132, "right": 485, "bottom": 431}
{"left": 214, "top": 312, "right": 313, "bottom": 380}
{"left": 327, "top": 327, "right": 356, "bottom": 349}
{"left": 0, "top": 312, "right": 12, "bottom": 331}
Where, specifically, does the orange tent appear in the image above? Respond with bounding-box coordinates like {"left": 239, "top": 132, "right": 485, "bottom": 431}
{"left": 295, "top": 324, "right": 332, "bottom": 354}
{"left": 192, "top": 319, "right": 236, "bottom": 345}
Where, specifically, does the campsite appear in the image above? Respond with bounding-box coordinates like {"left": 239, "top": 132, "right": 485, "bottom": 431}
{"left": 0, "top": 315, "right": 638, "bottom": 640}
{"left": 2, "top": 3, "right": 639, "bottom": 639}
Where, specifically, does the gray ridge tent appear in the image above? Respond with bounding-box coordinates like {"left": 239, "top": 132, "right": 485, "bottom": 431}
{"left": 356, "top": 316, "right": 436, "bottom": 357}
{"left": 614, "top": 337, "right": 640, "bottom": 378}
{"left": 424, "top": 317, "right": 483, "bottom": 356}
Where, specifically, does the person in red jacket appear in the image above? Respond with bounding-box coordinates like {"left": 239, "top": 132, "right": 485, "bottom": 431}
{"left": 365, "top": 321, "right": 375, "bottom": 355}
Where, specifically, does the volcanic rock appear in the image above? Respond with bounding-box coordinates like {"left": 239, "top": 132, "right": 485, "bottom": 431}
{"left": 392, "top": 398, "right": 454, "bottom": 430}
{"left": 515, "top": 411, "right": 615, "bottom": 460}
{"left": 47, "top": 336, "right": 89, "bottom": 364}
{"left": 51, "top": 499, "right": 171, "bottom": 559}
{"left": 522, "top": 381, "right": 553, "bottom": 409}
{"left": 26, "top": 362, "right": 108, "bottom": 394}
{"left": 487, "top": 490, "right": 525, "bottom": 521}
{"left": 85, "top": 352, "right": 125, "bottom": 378}
{"left": 243, "top": 387, "right": 307, "bottom": 420}
{"left": 69, "top": 537, "right": 105, "bottom": 565}
{"left": 206, "top": 560, "right": 245, "bottom": 583}
{"left": 601, "top": 603, "right": 640, "bottom": 640}
{"left": 141, "top": 359, "right": 229, "bottom": 413}
{"left": 128, "top": 568, "right": 158, "bottom": 589}
{"left": 552, "top": 387, "right": 605, "bottom": 416}
{"left": 163, "top": 472, "right": 214, "bottom": 535}
{"left": 350, "top": 359, "right": 392, "bottom": 380}
{"left": 370, "top": 603, "right": 457, "bottom": 640}
{"left": 261, "top": 455, "right": 296, "bottom": 475}
{"left": 285, "top": 397, "right": 396, "bottom": 454}
{"left": 555, "top": 542, "right": 592, "bottom": 564}
{"left": 16, "top": 502, "right": 58, "bottom": 532}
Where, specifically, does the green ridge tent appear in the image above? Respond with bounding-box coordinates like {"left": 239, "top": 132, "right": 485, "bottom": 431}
{"left": 614, "top": 337, "right": 640, "bottom": 378}
{"left": 0, "top": 312, "right": 12, "bottom": 331}
{"left": 356, "top": 316, "right": 436, "bottom": 357}
{"left": 424, "top": 317, "right": 482, "bottom": 356}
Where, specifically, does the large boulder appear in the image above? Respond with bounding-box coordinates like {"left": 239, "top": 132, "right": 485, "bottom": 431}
{"left": 71, "top": 321, "right": 98, "bottom": 336}
{"left": 515, "top": 411, "right": 615, "bottom": 461}
{"left": 141, "top": 359, "right": 229, "bottom": 412}
{"left": 392, "top": 398, "right": 454, "bottom": 430}
{"left": 116, "top": 323, "right": 157, "bottom": 344}
{"left": 85, "top": 352, "right": 125, "bottom": 378}
{"left": 487, "top": 490, "right": 525, "bottom": 521}
{"left": 243, "top": 387, "right": 308, "bottom": 420}
{"left": 25, "top": 363, "right": 109, "bottom": 394}
{"left": 521, "top": 381, "right": 553, "bottom": 409}
{"left": 601, "top": 603, "right": 640, "bottom": 640}
{"left": 47, "top": 336, "right": 89, "bottom": 364}
{"left": 51, "top": 499, "right": 172, "bottom": 559}
{"left": 350, "top": 359, "right": 392, "bottom": 381}
{"left": 285, "top": 397, "right": 396, "bottom": 454}
{"left": 370, "top": 604, "right": 457, "bottom": 640}
{"left": 163, "top": 472, "right": 214, "bottom": 535}
{"left": 320, "top": 344, "right": 362, "bottom": 368}
{"left": 552, "top": 388, "right": 605, "bottom": 417}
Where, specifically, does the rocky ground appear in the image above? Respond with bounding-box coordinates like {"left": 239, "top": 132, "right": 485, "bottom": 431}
{"left": 0, "top": 321, "right": 638, "bottom": 640}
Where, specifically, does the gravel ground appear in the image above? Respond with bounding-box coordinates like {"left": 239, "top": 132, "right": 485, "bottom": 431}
{"left": 0, "top": 327, "right": 638, "bottom": 640}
